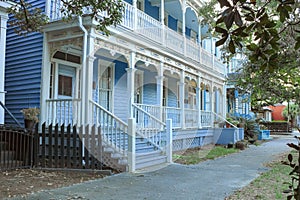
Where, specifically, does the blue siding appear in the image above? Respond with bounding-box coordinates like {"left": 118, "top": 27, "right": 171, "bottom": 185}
{"left": 167, "top": 89, "right": 177, "bottom": 107}
{"left": 167, "top": 78, "right": 178, "bottom": 107}
{"left": 145, "top": 0, "right": 159, "bottom": 20}
{"left": 143, "top": 84, "right": 156, "bottom": 105}
{"left": 168, "top": 16, "right": 177, "bottom": 31}
{"left": 124, "top": 0, "right": 132, "bottom": 4}
{"left": 5, "top": 0, "right": 45, "bottom": 124}
{"left": 185, "top": 27, "right": 191, "bottom": 38}
{"left": 114, "top": 61, "right": 128, "bottom": 121}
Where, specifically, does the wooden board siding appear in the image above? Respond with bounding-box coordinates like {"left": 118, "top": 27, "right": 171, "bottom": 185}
{"left": 143, "top": 84, "right": 156, "bottom": 105}
{"left": 4, "top": 0, "right": 45, "bottom": 125}
{"left": 114, "top": 61, "right": 128, "bottom": 122}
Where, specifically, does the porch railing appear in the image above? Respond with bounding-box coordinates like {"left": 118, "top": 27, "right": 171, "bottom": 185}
{"left": 136, "top": 9, "right": 163, "bottom": 44}
{"left": 90, "top": 100, "right": 128, "bottom": 157}
{"left": 48, "top": 1, "right": 226, "bottom": 75}
{"left": 132, "top": 104, "right": 166, "bottom": 150}
{"left": 185, "top": 108, "right": 198, "bottom": 129}
{"left": 135, "top": 104, "right": 214, "bottom": 129}
{"left": 200, "top": 110, "right": 212, "bottom": 127}
{"left": 163, "top": 107, "right": 181, "bottom": 128}
{"left": 135, "top": 104, "right": 181, "bottom": 129}
{"left": 186, "top": 38, "right": 200, "bottom": 61}
{"left": 46, "top": 99, "right": 81, "bottom": 126}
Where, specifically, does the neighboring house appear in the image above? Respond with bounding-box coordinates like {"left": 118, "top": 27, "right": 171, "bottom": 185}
{"left": 268, "top": 104, "right": 286, "bottom": 121}
{"left": 0, "top": 0, "right": 14, "bottom": 124}
{"left": 4, "top": 0, "right": 234, "bottom": 171}
{"left": 226, "top": 54, "right": 251, "bottom": 118}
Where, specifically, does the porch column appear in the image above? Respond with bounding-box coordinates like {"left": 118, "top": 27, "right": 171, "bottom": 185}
{"left": 222, "top": 84, "right": 226, "bottom": 118}
{"left": 179, "top": 71, "right": 185, "bottom": 129}
{"left": 211, "top": 37, "right": 215, "bottom": 70}
{"left": 40, "top": 32, "right": 51, "bottom": 125}
{"left": 0, "top": 12, "right": 8, "bottom": 124}
{"left": 126, "top": 51, "right": 136, "bottom": 118}
{"left": 84, "top": 30, "right": 95, "bottom": 125}
{"left": 160, "top": 0, "right": 165, "bottom": 46}
{"left": 156, "top": 62, "right": 164, "bottom": 121}
{"left": 198, "top": 17, "right": 203, "bottom": 64}
{"left": 182, "top": 1, "right": 186, "bottom": 56}
{"left": 196, "top": 76, "right": 202, "bottom": 128}
{"left": 234, "top": 89, "right": 239, "bottom": 115}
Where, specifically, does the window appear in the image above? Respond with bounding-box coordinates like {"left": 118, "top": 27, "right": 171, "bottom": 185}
{"left": 53, "top": 51, "right": 81, "bottom": 64}
{"left": 58, "top": 75, "right": 73, "bottom": 97}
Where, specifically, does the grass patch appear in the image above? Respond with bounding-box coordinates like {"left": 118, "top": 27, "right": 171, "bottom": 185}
{"left": 173, "top": 145, "right": 239, "bottom": 165}
{"left": 227, "top": 152, "right": 294, "bottom": 200}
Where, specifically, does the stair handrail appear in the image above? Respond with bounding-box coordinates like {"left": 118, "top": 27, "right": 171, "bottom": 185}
{"left": 132, "top": 103, "right": 166, "bottom": 151}
{"left": 90, "top": 100, "right": 128, "bottom": 156}
{"left": 90, "top": 100, "right": 128, "bottom": 127}
{"left": 0, "top": 100, "right": 23, "bottom": 128}
{"left": 132, "top": 103, "right": 166, "bottom": 127}
{"left": 211, "top": 111, "right": 238, "bottom": 129}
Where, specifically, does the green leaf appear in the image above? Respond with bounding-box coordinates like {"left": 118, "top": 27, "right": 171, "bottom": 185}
{"left": 265, "top": 21, "right": 277, "bottom": 28}
{"left": 215, "top": 26, "right": 228, "bottom": 34}
{"left": 246, "top": 43, "right": 258, "bottom": 51}
{"left": 295, "top": 41, "right": 300, "bottom": 50}
{"left": 216, "top": 17, "right": 224, "bottom": 25}
{"left": 234, "top": 11, "right": 243, "bottom": 27}
{"left": 229, "top": 39, "right": 236, "bottom": 53}
{"left": 216, "top": 36, "right": 228, "bottom": 47}
{"left": 259, "top": 13, "right": 269, "bottom": 25}
{"left": 217, "top": 0, "right": 231, "bottom": 8}
{"left": 225, "top": 12, "right": 234, "bottom": 29}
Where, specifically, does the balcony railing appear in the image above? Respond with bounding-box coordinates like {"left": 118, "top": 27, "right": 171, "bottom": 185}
{"left": 49, "top": 0, "right": 225, "bottom": 75}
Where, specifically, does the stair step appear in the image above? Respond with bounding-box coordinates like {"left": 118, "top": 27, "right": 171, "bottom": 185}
{"left": 136, "top": 150, "right": 167, "bottom": 170}
{"left": 136, "top": 154, "right": 167, "bottom": 170}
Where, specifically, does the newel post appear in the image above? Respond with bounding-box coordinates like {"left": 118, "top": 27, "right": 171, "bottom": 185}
{"left": 128, "top": 118, "right": 136, "bottom": 172}
{"left": 166, "top": 119, "right": 173, "bottom": 163}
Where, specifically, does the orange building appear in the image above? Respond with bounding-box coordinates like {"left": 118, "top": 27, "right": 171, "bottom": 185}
{"left": 268, "top": 105, "right": 286, "bottom": 121}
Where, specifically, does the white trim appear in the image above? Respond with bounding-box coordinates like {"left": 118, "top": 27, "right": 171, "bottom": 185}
{"left": 51, "top": 58, "right": 81, "bottom": 68}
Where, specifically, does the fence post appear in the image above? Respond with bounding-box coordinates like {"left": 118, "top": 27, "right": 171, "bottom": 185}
{"left": 166, "top": 119, "right": 172, "bottom": 163}
{"left": 128, "top": 118, "right": 136, "bottom": 172}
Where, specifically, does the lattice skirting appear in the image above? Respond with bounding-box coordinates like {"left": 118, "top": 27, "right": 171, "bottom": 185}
{"left": 172, "top": 135, "right": 213, "bottom": 151}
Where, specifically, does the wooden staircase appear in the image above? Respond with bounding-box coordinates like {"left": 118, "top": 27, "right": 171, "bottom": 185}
{"left": 91, "top": 101, "right": 169, "bottom": 172}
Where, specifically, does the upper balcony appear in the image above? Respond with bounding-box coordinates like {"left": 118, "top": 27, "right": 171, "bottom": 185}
{"left": 49, "top": 0, "right": 226, "bottom": 76}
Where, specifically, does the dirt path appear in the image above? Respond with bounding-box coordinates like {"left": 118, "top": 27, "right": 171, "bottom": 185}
{"left": 0, "top": 169, "right": 108, "bottom": 199}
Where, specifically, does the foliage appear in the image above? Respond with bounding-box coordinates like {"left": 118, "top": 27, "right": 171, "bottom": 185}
{"left": 214, "top": 0, "right": 300, "bottom": 72}
{"left": 8, "top": 0, "right": 124, "bottom": 36}
{"left": 282, "top": 136, "right": 300, "bottom": 200}
{"left": 283, "top": 104, "right": 300, "bottom": 127}
{"left": 283, "top": 104, "right": 300, "bottom": 121}
{"left": 20, "top": 107, "right": 40, "bottom": 122}
{"left": 234, "top": 62, "right": 300, "bottom": 109}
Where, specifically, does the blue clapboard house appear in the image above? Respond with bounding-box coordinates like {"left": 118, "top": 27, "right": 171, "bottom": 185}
{"left": 3, "top": 0, "right": 241, "bottom": 171}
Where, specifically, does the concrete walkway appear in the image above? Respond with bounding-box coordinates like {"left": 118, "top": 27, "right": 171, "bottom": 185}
{"left": 11, "top": 134, "right": 297, "bottom": 200}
